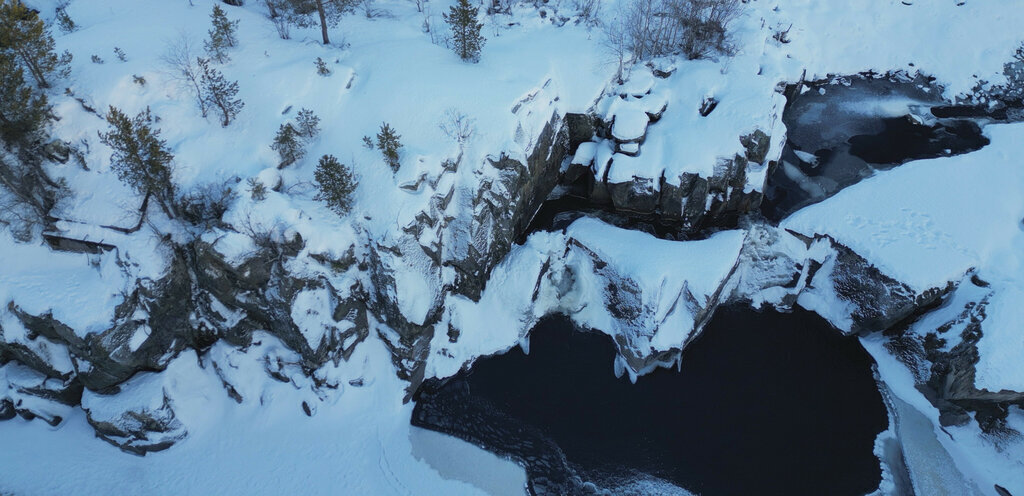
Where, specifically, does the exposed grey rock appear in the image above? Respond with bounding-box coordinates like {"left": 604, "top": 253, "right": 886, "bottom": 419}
{"left": 607, "top": 174, "right": 659, "bottom": 213}
{"left": 83, "top": 388, "right": 186, "bottom": 455}
{"left": 447, "top": 112, "right": 568, "bottom": 301}
{"left": 564, "top": 112, "right": 596, "bottom": 153}
{"left": 42, "top": 140, "right": 71, "bottom": 164}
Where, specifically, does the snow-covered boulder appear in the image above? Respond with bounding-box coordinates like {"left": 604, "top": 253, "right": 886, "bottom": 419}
{"left": 81, "top": 354, "right": 196, "bottom": 455}
{"left": 428, "top": 218, "right": 746, "bottom": 381}
{"left": 564, "top": 219, "right": 746, "bottom": 378}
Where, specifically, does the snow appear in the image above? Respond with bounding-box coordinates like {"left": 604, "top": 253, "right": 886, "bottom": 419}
{"left": 863, "top": 334, "right": 1024, "bottom": 495}
{"left": 974, "top": 286, "right": 1024, "bottom": 393}
{"left": 610, "top": 107, "right": 650, "bottom": 142}
{"left": 428, "top": 218, "right": 745, "bottom": 380}
{"left": 0, "top": 230, "right": 131, "bottom": 337}
{"left": 5, "top": 0, "right": 1024, "bottom": 492}
{"left": 783, "top": 123, "right": 1024, "bottom": 294}
{"left": 0, "top": 333, "right": 524, "bottom": 496}
{"left": 290, "top": 287, "right": 337, "bottom": 350}
{"left": 571, "top": 141, "right": 599, "bottom": 167}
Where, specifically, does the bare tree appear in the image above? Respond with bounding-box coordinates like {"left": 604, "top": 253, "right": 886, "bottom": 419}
{"left": 607, "top": 0, "right": 742, "bottom": 63}
{"left": 438, "top": 108, "right": 475, "bottom": 148}
{"left": 161, "top": 35, "right": 208, "bottom": 117}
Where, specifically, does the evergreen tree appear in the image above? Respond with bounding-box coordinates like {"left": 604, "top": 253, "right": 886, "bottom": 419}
{"left": 314, "top": 154, "right": 357, "bottom": 215}
{"left": 0, "top": 50, "right": 49, "bottom": 144}
{"left": 0, "top": 0, "right": 73, "bottom": 88}
{"left": 204, "top": 5, "right": 239, "bottom": 64}
{"left": 375, "top": 122, "right": 402, "bottom": 172}
{"left": 279, "top": 0, "right": 356, "bottom": 45}
{"left": 198, "top": 57, "right": 244, "bottom": 126}
{"left": 98, "top": 106, "right": 175, "bottom": 210}
{"left": 271, "top": 123, "right": 304, "bottom": 167}
{"left": 443, "top": 0, "right": 485, "bottom": 62}
{"left": 295, "top": 108, "right": 320, "bottom": 140}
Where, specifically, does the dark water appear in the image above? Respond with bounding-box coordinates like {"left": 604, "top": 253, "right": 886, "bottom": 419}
{"left": 413, "top": 306, "right": 888, "bottom": 495}
{"left": 761, "top": 79, "right": 990, "bottom": 222}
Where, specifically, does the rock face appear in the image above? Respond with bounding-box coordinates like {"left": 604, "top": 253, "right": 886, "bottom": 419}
{"left": 884, "top": 278, "right": 1024, "bottom": 431}
{"left": 1, "top": 103, "right": 575, "bottom": 449}
{"left": 1, "top": 233, "right": 371, "bottom": 453}
{"left": 564, "top": 109, "right": 773, "bottom": 233}
{"left": 426, "top": 219, "right": 747, "bottom": 382}
{"left": 734, "top": 224, "right": 1023, "bottom": 442}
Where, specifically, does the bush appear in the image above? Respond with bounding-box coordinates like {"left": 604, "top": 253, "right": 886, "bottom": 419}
{"left": 315, "top": 57, "right": 331, "bottom": 76}
{"left": 177, "top": 182, "right": 236, "bottom": 228}
{"left": 609, "top": 0, "right": 742, "bottom": 63}
{"left": 996, "top": 43, "right": 1024, "bottom": 104}
{"left": 376, "top": 122, "right": 402, "bottom": 172}
{"left": 314, "top": 154, "right": 358, "bottom": 215}
{"left": 114, "top": 47, "right": 127, "bottom": 62}
{"left": 438, "top": 108, "right": 475, "bottom": 146}
{"left": 55, "top": 6, "right": 76, "bottom": 33}
{"left": 247, "top": 177, "right": 268, "bottom": 201}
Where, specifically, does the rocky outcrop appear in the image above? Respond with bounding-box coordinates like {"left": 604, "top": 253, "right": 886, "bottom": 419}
{"left": 883, "top": 278, "right": 1024, "bottom": 431}
{"left": 447, "top": 112, "right": 569, "bottom": 300}
{"left": 738, "top": 228, "right": 956, "bottom": 336}
{"left": 0, "top": 232, "right": 371, "bottom": 453}
{"left": 564, "top": 103, "right": 773, "bottom": 233}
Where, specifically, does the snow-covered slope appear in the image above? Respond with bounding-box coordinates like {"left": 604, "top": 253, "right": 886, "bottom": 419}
{"left": 3, "top": 0, "right": 1024, "bottom": 494}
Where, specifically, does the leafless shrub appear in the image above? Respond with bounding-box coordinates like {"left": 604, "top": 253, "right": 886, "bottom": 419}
{"left": 438, "top": 108, "right": 476, "bottom": 147}
{"left": 161, "top": 35, "right": 209, "bottom": 117}
{"left": 574, "top": 0, "right": 601, "bottom": 26}
{"left": 176, "top": 181, "right": 237, "bottom": 229}
{"left": 606, "top": 0, "right": 743, "bottom": 64}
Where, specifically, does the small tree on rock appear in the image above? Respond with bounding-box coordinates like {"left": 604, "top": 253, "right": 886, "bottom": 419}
{"left": 314, "top": 154, "right": 357, "bottom": 215}
{"left": 443, "top": 0, "right": 485, "bottom": 62}
{"left": 198, "top": 57, "right": 244, "bottom": 126}
{"left": 205, "top": 5, "right": 239, "bottom": 63}
{"left": 271, "top": 122, "right": 304, "bottom": 167}
{"left": 98, "top": 106, "right": 175, "bottom": 213}
{"left": 376, "top": 122, "right": 402, "bottom": 172}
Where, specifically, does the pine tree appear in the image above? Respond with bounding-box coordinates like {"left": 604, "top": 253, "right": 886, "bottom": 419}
{"left": 295, "top": 108, "right": 320, "bottom": 140}
{"left": 271, "top": 123, "right": 304, "bottom": 167}
{"left": 204, "top": 5, "right": 239, "bottom": 64}
{"left": 314, "top": 154, "right": 357, "bottom": 215}
{"left": 443, "top": 0, "right": 485, "bottom": 62}
{"left": 198, "top": 58, "right": 244, "bottom": 126}
{"left": 279, "top": 0, "right": 356, "bottom": 45}
{"left": 98, "top": 106, "right": 175, "bottom": 209}
{"left": 376, "top": 123, "right": 402, "bottom": 172}
{"left": 0, "top": 0, "right": 73, "bottom": 88}
{"left": 0, "top": 50, "right": 49, "bottom": 144}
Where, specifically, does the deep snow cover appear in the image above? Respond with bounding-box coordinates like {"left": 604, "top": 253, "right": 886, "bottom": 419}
{"left": 2, "top": 0, "right": 1024, "bottom": 494}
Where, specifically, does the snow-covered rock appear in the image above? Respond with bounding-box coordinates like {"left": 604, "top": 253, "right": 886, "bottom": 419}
{"left": 429, "top": 217, "right": 745, "bottom": 381}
